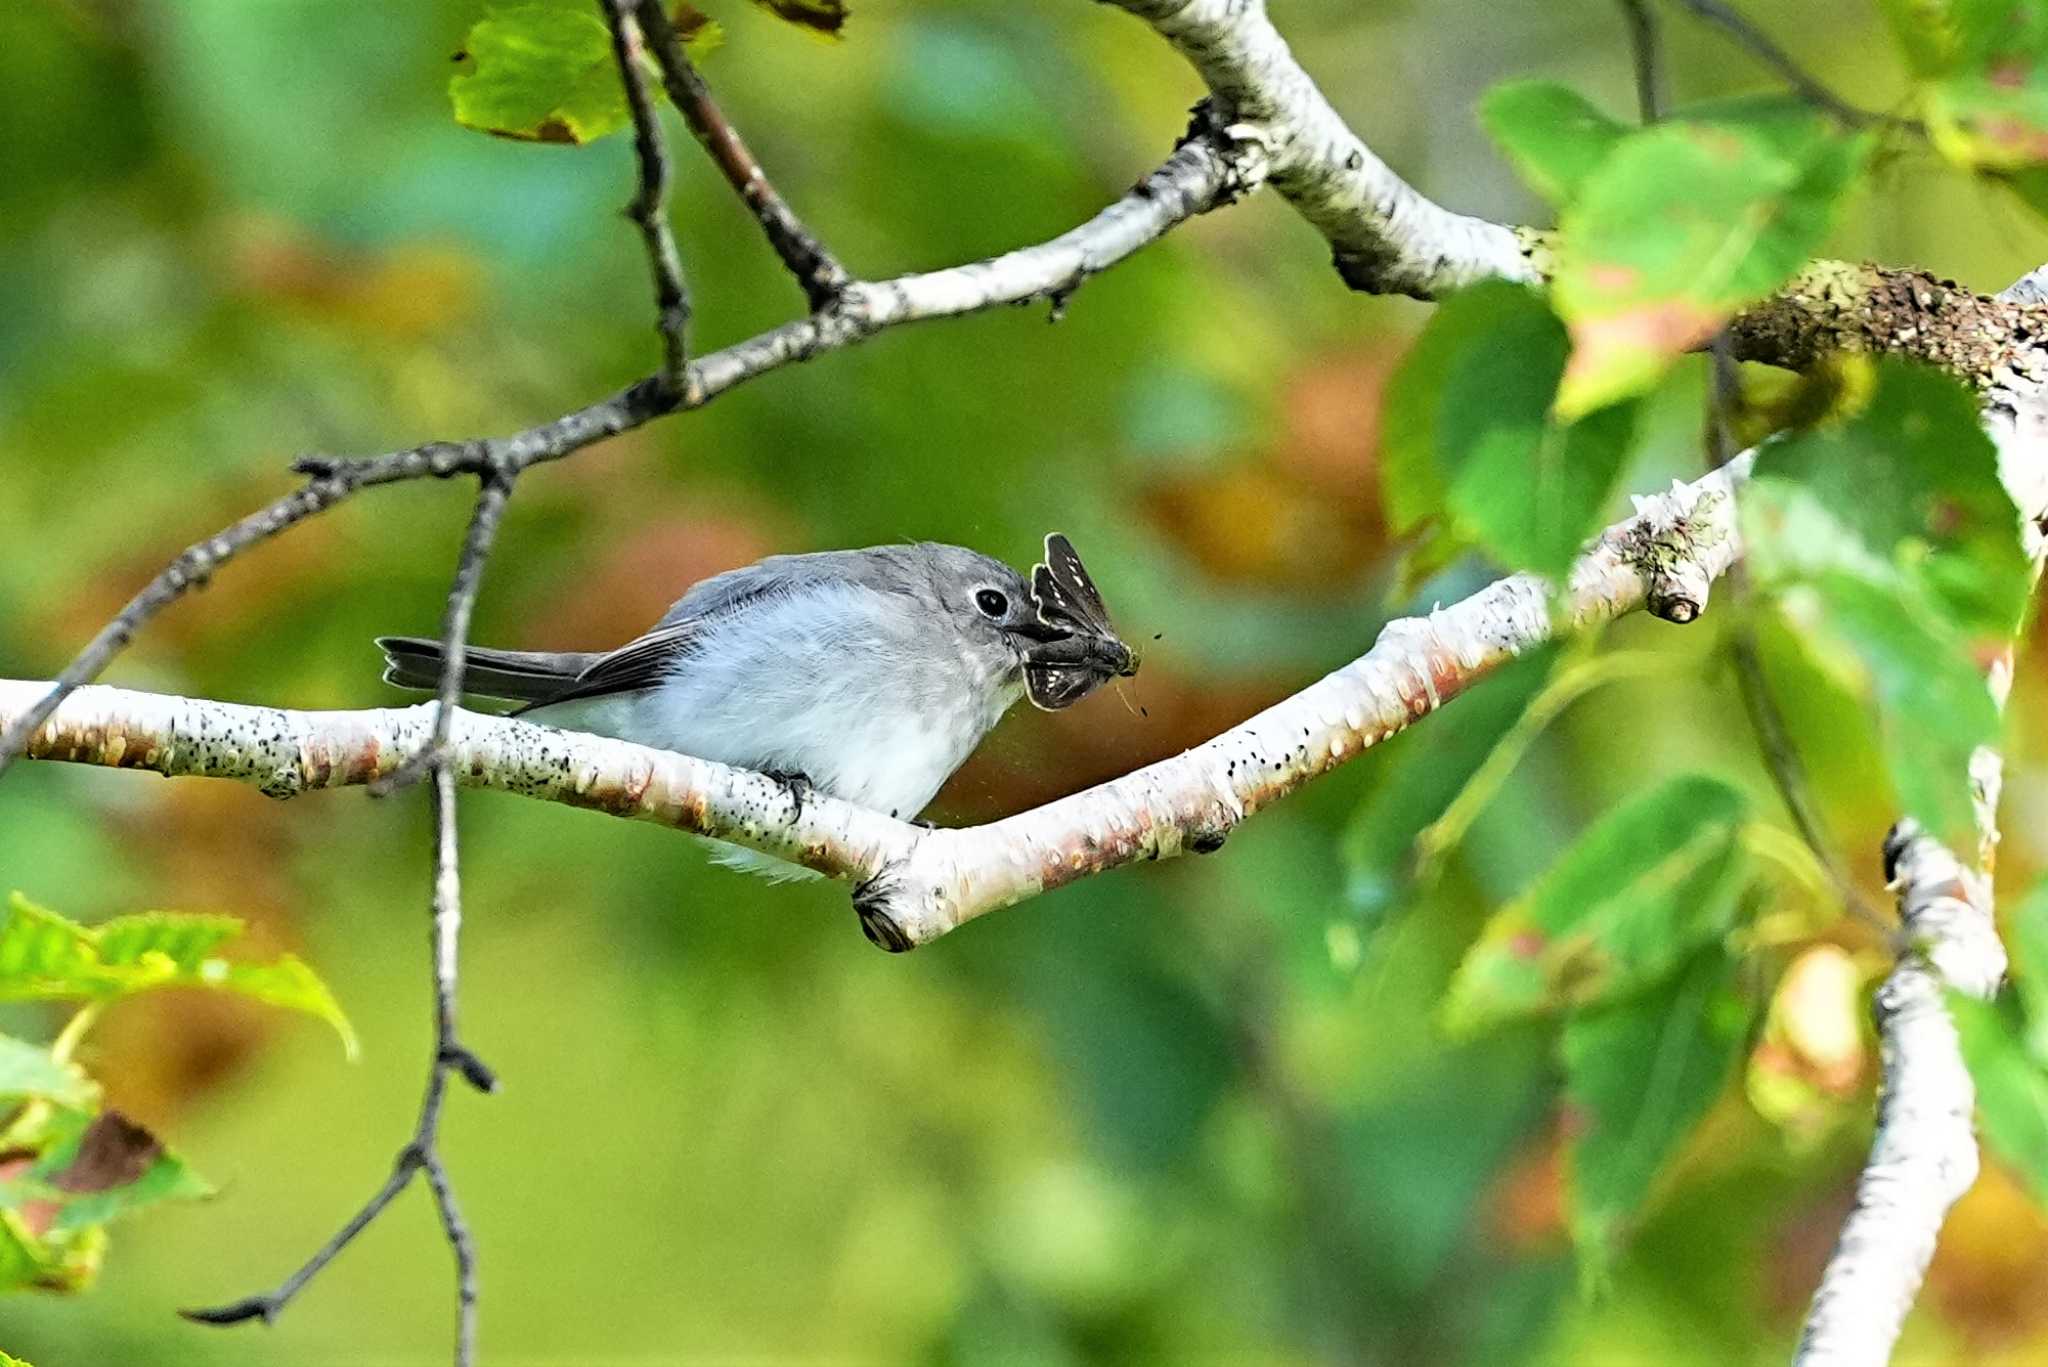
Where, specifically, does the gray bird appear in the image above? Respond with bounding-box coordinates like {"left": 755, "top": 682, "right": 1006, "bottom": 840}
{"left": 377, "top": 535, "right": 1136, "bottom": 872}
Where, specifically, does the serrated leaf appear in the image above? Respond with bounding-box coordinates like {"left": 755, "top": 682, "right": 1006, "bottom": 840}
{"left": 451, "top": 4, "right": 630, "bottom": 145}
{"left": 0, "top": 896, "right": 100, "bottom": 993}
{"left": 1553, "top": 104, "right": 1869, "bottom": 415}
{"left": 0, "top": 1035, "right": 95, "bottom": 1110}
{"left": 1954, "top": 990, "right": 2048, "bottom": 1206}
{"left": 95, "top": 913, "right": 242, "bottom": 973}
{"left": 1382, "top": 281, "right": 1642, "bottom": 578}
{"left": 1443, "top": 775, "right": 1749, "bottom": 1034}
{"left": 1747, "top": 362, "right": 2028, "bottom": 634}
{"left": 751, "top": 0, "right": 846, "bottom": 37}
{"left": 1481, "top": 81, "right": 1629, "bottom": 206}
{"left": 1562, "top": 947, "right": 1747, "bottom": 1272}
{"left": 1793, "top": 573, "right": 2000, "bottom": 843}
{"left": 0, "top": 895, "right": 354, "bottom": 1057}
{"left": 213, "top": 958, "right": 357, "bottom": 1059}
{"left": 1742, "top": 360, "right": 2023, "bottom": 844}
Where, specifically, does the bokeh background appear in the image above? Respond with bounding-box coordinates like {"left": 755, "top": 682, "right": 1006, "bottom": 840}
{"left": 4, "top": 0, "right": 2048, "bottom": 1362}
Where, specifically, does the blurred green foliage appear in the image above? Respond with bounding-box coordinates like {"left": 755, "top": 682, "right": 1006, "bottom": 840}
{"left": 4, "top": 0, "right": 2048, "bottom": 1363}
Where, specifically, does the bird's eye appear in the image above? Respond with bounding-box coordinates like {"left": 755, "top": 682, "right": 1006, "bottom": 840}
{"left": 974, "top": 588, "right": 1009, "bottom": 618}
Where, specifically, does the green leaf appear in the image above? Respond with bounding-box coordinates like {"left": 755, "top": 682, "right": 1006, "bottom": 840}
{"left": 1954, "top": 991, "right": 2048, "bottom": 1205}
{"left": 451, "top": 4, "right": 631, "bottom": 145}
{"left": 0, "top": 896, "right": 101, "bottom": 994}
{"left": 1742, "top": 361, "right": 2025, "bottom": 844}
{"left": 94, "top": 913, "right": 241, "bottom": 973}
{"left": 1382, "top": 281, "right": 1642, "bottom": 578}
{"left": 1878, "top": 0, "right": 1961, "bottom": 77}
{"left": 1788, "top": 573, "right": 2000, "bottom": 843}
{"left": 0, "top": 1035, "right": 95, "bottom": 1110}
{"left": 0, "top": 1207, "right": 101, "bottom": 1296}
{"left": 1553, "top": 104, "right": 1869, "bottom": 415}
{"left": 751, "top": 0, "right": 847, "bottom": 37}
{"left": 1747, "top": 362, "right": 2028, "bottom": 635}
{"left": 2009, "top": 879, "right": 2048, "bottom": 1060}
{"left": 0, "top": 1214, "right": 46, "bottom": 1294}
{"left": 1481, "top": 81, "right": 1629, "bottom": 206}
{"left": 0, "top": 895, "right": 355, "bottom": 1058}
{"left": 214, "top": 958, "right": 357, "bottom": 1058}
{"left": 1443, "top": 775, "right": 1749, "bottom": 1034}
{"left": 1562, "top": 947, "right": 1748, "bottom": 1272}
{"left": 1881, "top": 2, "right": 2048, "bottom": 213}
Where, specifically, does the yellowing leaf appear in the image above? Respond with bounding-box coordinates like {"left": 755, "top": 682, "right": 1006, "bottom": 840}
{"left": 451, "top": 4, "right": 630, "bottom": 145}
{"left": 1552, "top": 103, "right": 1868, "bottom": 416}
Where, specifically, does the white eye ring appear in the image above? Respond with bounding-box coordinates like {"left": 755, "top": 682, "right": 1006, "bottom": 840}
{"left": 974, "top": 587, "right": 1010, "bottom": 618}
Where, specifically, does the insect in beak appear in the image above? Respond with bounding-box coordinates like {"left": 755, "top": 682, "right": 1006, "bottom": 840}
{"left": 1016, "top": 533, "right": 1138, "bottom": 711}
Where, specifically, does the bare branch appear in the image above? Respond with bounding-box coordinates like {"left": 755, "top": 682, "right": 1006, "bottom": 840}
{"left": 1619, "top": 0, "right": 1665, "bottom": 124}
{"left": 1667, "top": 0, "right": 1892, "bottom": 128}
{"left": 633, "top": 0, "right": 849, "bottom": 311}
{"left": 604, "top": 0, "right": 691, "bottom": 390}
{"left": 0, "top": 128, "right": 1247, "bottom": 788}
{"left": 1794, "top": 264, "right": 2048, "bottom": 1363}
{"left": 184, "top": 756, "right": 493, "bottom": 1365}
{"left": 1108, "top": 0, "right": 1542, "bottom": 295}
{"left": 1792, "top": 823, "right": 2005, "bottom": 1365}
{"left": 371, "top": 475, "right": 517, "bottom": 796}
{"left": 0, "top": 469, "right": 365, "bottom": 782}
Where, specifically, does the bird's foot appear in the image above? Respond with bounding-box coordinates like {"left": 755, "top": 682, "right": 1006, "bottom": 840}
{"left": 764, "top": 769, "right": 817, "bottom": 819}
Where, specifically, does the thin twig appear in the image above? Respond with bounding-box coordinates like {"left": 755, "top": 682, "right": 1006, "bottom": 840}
{"left": 1619, "top": 0, "right": 1664, "bottom": 123}
{"left": 370, "top": 474, "right": 517, "bottom": 797}
{"left": 603, "top": 0, "right": 690, "bottom": 391}
{"left": 0, "top": 472, "right": 359, "bottom": 779}
{"left": 632, "top": 0, "right": 850, "bottom": 311}
{"left": 1703, "top": 337, "right": 1889, "bottom": 932}
{"left": 422, "top": 760, "right": 487, "bottom": 1365}
{"left": 1666, "top": 0, "right": 1891, "bottom": 128}
{"left": 0, "top": 131, "right": 1241, "bottom": 791}
{"left": 185, "top": 486, "right": 506, "bottom": 1363}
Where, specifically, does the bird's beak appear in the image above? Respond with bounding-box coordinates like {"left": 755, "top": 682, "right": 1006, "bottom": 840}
{"left": 1008, "top": 625, "right": 1139, "bottom": 710}
{"left": 1010, "top": 622, "right": 1136, "bottom": 677}
{"left": 1032, "top": 631, "right": 1146, "bottom": 680}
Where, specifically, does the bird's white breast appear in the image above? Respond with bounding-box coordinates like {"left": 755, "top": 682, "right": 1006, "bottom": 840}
{"left": 527, "top": 581, "right": 1021, "bottom": 821}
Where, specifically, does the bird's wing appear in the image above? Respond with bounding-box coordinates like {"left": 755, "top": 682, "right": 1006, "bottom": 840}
{"left": 517, "top": 556, "right": 867, "bottom": 713}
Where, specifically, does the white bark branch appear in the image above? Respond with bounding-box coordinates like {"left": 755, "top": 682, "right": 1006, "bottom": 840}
{"left": 1793, "top": 824, "right": 2006, "bottom": 1366}
{"left": 1108, "top": 0, "right": 1542, "bottom": 295}
{"left": 1794, "top": 267, "right": 2048, "bottom": 1365}
{"left": 0, "top": 451, "right": 1749, "bottom": 951}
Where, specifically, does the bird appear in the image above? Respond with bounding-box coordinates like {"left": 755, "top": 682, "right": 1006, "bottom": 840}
{"left": 376, "top": 534, "right": 1137, "bottom": 874}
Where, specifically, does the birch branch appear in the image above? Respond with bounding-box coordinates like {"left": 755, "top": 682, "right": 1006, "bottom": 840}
{"left": 0, "top": 446, "right": 1751, "bottom": 951}
{"left": 1792, "top": 823, "right": 2007, "bottom": 1365}
{"left": 1792, "top": 265, "right": 2048, "bottom": 1365}
{"left": 1108, "top": 0, "right": 1542, "bottom": 295}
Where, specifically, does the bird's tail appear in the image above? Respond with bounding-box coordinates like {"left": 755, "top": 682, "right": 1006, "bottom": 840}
{"left": 374, "top": 636, "right": 598, "bottom": 704}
